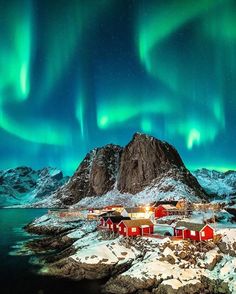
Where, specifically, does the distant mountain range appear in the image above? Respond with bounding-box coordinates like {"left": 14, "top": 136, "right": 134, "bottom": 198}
{"left": 0, "top": 167, "right": 69, "bottom": 207}
{"left": 1, "top": 133, "right": 236, "bottom": 208}
{"left": 193, "top": 168, "right": 236, "bottom": 200}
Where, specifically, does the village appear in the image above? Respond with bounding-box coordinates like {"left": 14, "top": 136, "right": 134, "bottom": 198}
{"left": 23, "top": 199, "right": 236, "bottom": 293}
{"left": 50, "top": 199, "right": 223, "bottom": 243}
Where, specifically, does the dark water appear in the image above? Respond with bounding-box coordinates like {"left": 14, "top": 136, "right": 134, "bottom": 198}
{"left": 0, "top": 208, "right": 103, "bottom": 294}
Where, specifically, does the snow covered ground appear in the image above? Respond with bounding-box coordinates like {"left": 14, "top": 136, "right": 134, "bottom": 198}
{"left": 26, "top": 210, "right": 236, "bottom": 293}
{"left": 71, "top": 237, "right": 139, "bottom": 265}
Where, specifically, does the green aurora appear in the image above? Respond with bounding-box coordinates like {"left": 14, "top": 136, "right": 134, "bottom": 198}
{"left": 0, "top": 0, "right": 235, "bottom": 174}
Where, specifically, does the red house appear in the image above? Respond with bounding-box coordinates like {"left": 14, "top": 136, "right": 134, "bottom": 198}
{"left": 118, "top": 219, "right": 154, "bottom": 237}
{"left": 99, "top": 216, "right": 130, "bottom": 232}
{"left": 153, "top": 204, "right": 181, "bottom": 218}
{"left": 99, "top": 216, "right": 110, "bottom": 227}
{"left": 106, "top": 216, "right": 131, "bottom": 232}
{"left": 174, "top": 221, "right": 214, "bottom": 241}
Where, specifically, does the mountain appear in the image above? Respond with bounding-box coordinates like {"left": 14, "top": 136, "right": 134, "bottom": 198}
{"left": 53, "top": 144, "right": 122, "bottom": 206}
{"left": 0, "top": 167, "right": 69, "bottom": 207}
{"left": 42, "top": 133, "right": 208, "bottom": 208}
{"left": 193, "top": 168, "right": 236, "bottom": 199}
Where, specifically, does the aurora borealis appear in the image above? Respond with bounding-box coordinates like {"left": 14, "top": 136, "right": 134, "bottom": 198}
{"left": 0, "top": 0, "right": 235, "bottom": 175}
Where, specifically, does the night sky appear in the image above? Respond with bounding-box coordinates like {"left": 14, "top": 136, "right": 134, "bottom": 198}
{"left": 0, "top": 0, "right": 235, "bottom": 175}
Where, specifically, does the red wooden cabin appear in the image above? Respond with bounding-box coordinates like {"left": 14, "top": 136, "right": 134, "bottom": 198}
{"left": 106, "top": 216, "right": 130, "bottom": 232}
{"left": 153, "top": 204, "right": 180, "bottom": 218}
{"left": 99, "top": 216, "right": 110, "bottom": 227}
{"left": 174, "top": 221, "right": 214, "bottom": 241}
{"left": 118, "top": 219, "right": 154, "bottom": 237}
{"left": 99, "top": 216, "right": 130, "bottom": 231}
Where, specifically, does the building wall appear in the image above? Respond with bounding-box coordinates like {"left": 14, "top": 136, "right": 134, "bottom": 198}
{"left": 121, "top": 210, "right": 129, "bottom": 217}
{"left": 118, "top": 222, "right": 126, "bottom": 236}
{"left": 200, "top": 226, "right": 214, "bottom": 240}
{"left": 185, "top": 229, "right": 200, "bottom": 240}
{"left": 155, "top": 206, "right": 168, "bottom": 218}
{"left": 127, "top": 226, "right": 141, "bottom": 236}
{"left": 175, "top": 229, "right": 183, "bottom": 237}
{"left": 175, "top": 226, "right": 214, "bottom": 241}
{"left": 100, "top": 218, "right": 105, "bottom": 226}
{"left": 141, "top": 226, "right": 154, "bottom": 235}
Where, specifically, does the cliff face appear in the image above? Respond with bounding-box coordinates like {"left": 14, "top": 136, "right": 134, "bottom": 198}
{"left": 117, "top": 133, "right": 185, "bottom": 194}
{"left": 54, "top": 144, "right": 122, "bottom": 205}
{"left": 51, "top": 132, "right": 208, "bottom": 206}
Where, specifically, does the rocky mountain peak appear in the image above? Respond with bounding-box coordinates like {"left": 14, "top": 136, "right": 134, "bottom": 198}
{"left": 50, "top": 133, "right": 208, "bottom": 207}
{"left": 117, "top": 133, "right": 193, "bottom": 194}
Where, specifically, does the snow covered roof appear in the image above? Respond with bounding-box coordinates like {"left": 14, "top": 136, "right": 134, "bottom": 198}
{"left": 151, "top": 201, "right": 178, "bottom": 207}
{"left": 175, "top": 221, "right": 210, "bottom": 231}
{"left": 175, "top": 226, "right": 186, "bottom": 230}
{"left": 121, "top": 219, "right": 154, "bottom": 227}
{"left": 124, "top": 207, "right": 146, "bottom": 213}
{"left": 161, "top": 204, "right": 178, "bottom": 210}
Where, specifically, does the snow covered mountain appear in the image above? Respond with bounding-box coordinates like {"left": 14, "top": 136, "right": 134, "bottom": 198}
{"left": 193, "top": 168, "right": 236, "bottom": 199}
{"left": 38, "top": 133, "right": 208, "bottom": 208}
{"left": 0, "top": 167, "right": 69, "bottom": 207}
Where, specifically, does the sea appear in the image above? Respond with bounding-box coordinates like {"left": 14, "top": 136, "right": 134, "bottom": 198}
{"left": 0, "top": 208, "right": 103, "bottom": 294}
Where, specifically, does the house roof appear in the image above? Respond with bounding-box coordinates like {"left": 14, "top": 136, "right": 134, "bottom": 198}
{"left": 120, "top": 219, "right": 154, "bottom": 227}
{"left": 175, "top": 221, "right": 211, "bottom": 232}
{"left": 107, "top": 216, "right": 131, "bottom": 223}
{"left": 104, "top": 205, "right": 124, "bottom": 208}
{"left": 100, "top": 216, "right": 110, "bottom": 221}
{"left": 151, "top": 201, "right": 178, "bottom": 207}
{"left": 160, "top": 204, "right": 178, "bottom": 210}
{"left": 124, "top": 207, "right": 146, "bottom": 213}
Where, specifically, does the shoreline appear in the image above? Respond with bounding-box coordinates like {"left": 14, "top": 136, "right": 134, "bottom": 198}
{"left": 18, "top": 210, "right": 236, "bottom": 293}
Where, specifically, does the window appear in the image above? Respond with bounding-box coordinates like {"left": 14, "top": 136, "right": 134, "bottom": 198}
{"left": 107, "top": 224, "right": 109, "bottom": 228}
{"left": 119, "top": 226, "right": 121, "bottom": 231}
{"left": 124, "top": 228, "right": 126, "bottom": 233}
{"left": 190, "top": 230, "right": 196, "bottom": 236}
{"left": 201, "top": 231, "right": 205, "bottom": 237}
{"left": 111, "top": 224, "right": 113, "bottom": 229}
{"left": 131, "top": 227, "right": 136, "bottom": 233}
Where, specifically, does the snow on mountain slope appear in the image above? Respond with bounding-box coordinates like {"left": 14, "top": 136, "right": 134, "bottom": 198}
{"left": 193, "top": 168, "right": 236, "bottom": 198}
{"left": 77, "top": 176, "right": 202, "bottom": 208}
{"left": 0, "top": 166, "right": 69, "bottom": 207}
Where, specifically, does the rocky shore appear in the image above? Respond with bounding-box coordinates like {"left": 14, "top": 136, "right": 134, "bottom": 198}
{"left": 20, "top": 213, "right": 236, "bottom": 294}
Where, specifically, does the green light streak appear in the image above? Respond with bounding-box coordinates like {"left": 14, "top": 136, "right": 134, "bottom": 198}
{"left": 20, "top": 63, "right": 30, "bottom": 98}
{"left": 136, "top": 0, "right": 229, "bottom": 148}
{"left": 76, "top": 94, "right": 85, "bottom": 139}
{"left": 167, "top": 118, "right": 219, "bottom": 150}
{"left": 187, "top": 129, "right": 201, "bottom": 149}
{"left": 141, "top": 118, "right": 152, "bottom": 133}
{"left": 0, "top": 0, "right": 32, "bottom": 101}
{"left": 99, "top": 115, "right": 109, "bottom": 128}
{"left": 0, "top": 101, "right": 68, "bottom": 145}
{"left": 38, "top": 1, "right": 112, "bottom": 102}
{"left": 202, "top": 1, "right": 236, "bottom": 41}
{"left": 137, "top": 0, "right": 222, "bottom": 75}
{"left": 97, "top": 95, "right": 173, "bottom": 129}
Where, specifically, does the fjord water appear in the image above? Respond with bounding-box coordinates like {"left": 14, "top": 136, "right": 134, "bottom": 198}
{"left": 0, "top": 208, "right": 101, "bottom": 294}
